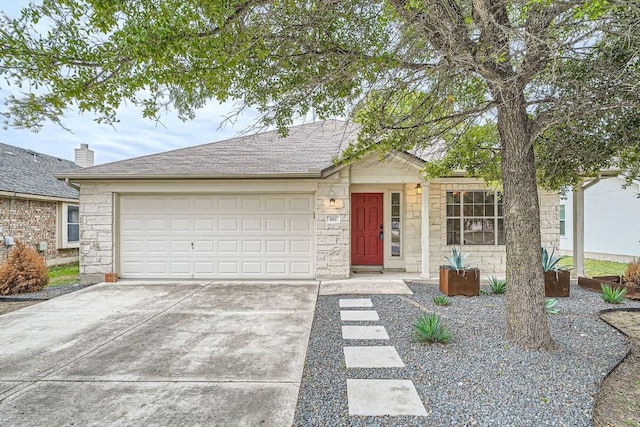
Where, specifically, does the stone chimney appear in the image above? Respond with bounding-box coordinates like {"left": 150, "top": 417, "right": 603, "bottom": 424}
{"left": 74, "top": 143, "right": 94, "bottom": 167}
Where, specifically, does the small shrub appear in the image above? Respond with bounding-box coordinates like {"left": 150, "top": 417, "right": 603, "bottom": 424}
{"left": 433, "top": 295, "right": 451, "bottom": 306}
{"left": 545, "top": 298, "right": 559, "bottom": 314}
{"left": 623, "top": 260, "right": 640, "bottom": 287}
{"left": 601, "top": 283, "right": 628, "bottom": 304}
{"left": 0, "top": 241, "right": 49, "bottom": 295}
{"left": 412, "top": 313, "right": 452, "bottom": 344}
{"left": 488, "top": 276, "right": 507, "bottom": 294}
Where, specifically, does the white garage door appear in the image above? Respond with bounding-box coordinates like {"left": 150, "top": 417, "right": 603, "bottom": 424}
{"left": 119, "top": 194, "right": 315, "bottom": 279}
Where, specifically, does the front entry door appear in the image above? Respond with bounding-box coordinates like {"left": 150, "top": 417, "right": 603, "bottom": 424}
{"left": 351, "top": 193, "right": 384, "bottom": 265}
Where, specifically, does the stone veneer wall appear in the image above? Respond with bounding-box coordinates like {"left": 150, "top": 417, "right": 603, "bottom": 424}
{"left": 315, "top": 168, "right": 351, "bottom": 279}
{"left": 403, "top": 183, "right": 422, "bottom": 273}
{"left": 428, "top": 182, "right": 559, "bottom": 277}
{"left": 78, "top": 183, "right": 114, "bottom": 284}
{"left": 0, "top": 197, "right": 78, "bottom": 265}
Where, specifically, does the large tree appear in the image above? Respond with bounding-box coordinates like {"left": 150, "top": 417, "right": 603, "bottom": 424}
{"left": 2, "top": 0, "right": 639, "bottom": 349}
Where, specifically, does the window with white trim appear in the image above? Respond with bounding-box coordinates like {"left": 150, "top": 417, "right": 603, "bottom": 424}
{"left": 446, "top": 191, "right": 504, "bottom": 245}
{"left": 60, "top": 204, "right": 80, "bottom": 248}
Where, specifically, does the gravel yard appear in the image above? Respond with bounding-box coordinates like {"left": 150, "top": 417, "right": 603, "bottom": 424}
{"left": 294, "top": 282, "right": 640, "bottom": 427}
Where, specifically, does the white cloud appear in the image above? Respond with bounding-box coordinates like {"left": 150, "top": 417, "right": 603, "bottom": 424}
{"left": 0, "top": 90, "right": 261, "bottom": 164}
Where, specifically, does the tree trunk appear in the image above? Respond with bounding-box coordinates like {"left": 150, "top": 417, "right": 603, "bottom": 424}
{"left": 497, "top": 91, "right": 554, "bottom": 350}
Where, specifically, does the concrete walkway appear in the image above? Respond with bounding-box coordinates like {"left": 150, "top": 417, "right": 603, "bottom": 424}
{"left": 0, "top": 280, "right": 318, "bottom": 426}
{"left": 339, "top": 298, "right": 427, "bottom": 417}
{"left": 319, "top": 273, "right": 419, "bottom": 295}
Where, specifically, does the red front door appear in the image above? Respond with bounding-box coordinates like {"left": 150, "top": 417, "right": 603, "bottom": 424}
{"left": 351, "top": 193, "right": 384, "bottom": 265}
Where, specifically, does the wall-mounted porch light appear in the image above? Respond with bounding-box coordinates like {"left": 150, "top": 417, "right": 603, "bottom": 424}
{"left": 329, "top": 197, "right": 336, "bottom": 208}
{"left": 415, "top": 183, "right": 423, "bottom": 195}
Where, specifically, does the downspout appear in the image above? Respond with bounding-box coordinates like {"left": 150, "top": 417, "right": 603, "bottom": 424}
{"left": 572, "top": 174, "right": 601, "bottom": 278}
{"left": 64, "top": 178, "right": 80, "bottom": 192}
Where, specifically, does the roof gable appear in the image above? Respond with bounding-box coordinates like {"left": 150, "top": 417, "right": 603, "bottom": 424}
{"left": 0, "top": 143, "right": 79, "bottom": 199}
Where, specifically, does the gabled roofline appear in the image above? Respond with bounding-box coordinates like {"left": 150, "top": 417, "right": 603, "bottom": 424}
{"left": 320, "top": 151, "right": 426, "bottom": 178}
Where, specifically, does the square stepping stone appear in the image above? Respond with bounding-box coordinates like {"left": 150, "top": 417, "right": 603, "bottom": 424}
{"left": 342, "top": 326, "right": 389, "bottom": 340}
{"left": 343, "top": 346, "right": 405, "bottom": 368}
{"left": 340, "top": 310, "right": 379, "bottom": 321}
{"left": 339, "top": 298, "right": 373, "bottom": 308}
{"left": 347, "top": 379, "right": 427, "bottom": 416}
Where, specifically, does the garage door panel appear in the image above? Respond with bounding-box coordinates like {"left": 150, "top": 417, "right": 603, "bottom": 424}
{"left": 119, "top": 194, "right": 314, "bottom": 279}
{"left": 218, "top": 240, "right": 239, "bottom": 253}
{"left": 218, "top": 218, "right": 239, "bottom": 231}
{"left": 266, "top": 240, "right": 286, "bottom": 253}
{"left": 290, "top": 218, "right": 313, "bottom": 233}
{"left": 217, "top": 197, "right": 238, "bottom": 211}
{"left": 241, "top": 219, "right": 262, "bottom": 231}
{"left": 242, "top": 197, "right": 263, "bottom": 211}
{"left": 242, "top": 240, "right": 263, "bottom": 253}
{"left": 218, "top": 262, "right": 239, "bottom": 275}
{"left": 266, "top": 218, "right": 287, "bottom": 231}
{"left": 289, "top": 197, "right": 312, "bottom": 211}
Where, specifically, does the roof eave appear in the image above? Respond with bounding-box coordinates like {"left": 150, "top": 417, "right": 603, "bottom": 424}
{"left": 0, "top": 190, "right": 78, "bottom": 203}
{"left": 55, "top": 172, "right": 325, "bottom": 181}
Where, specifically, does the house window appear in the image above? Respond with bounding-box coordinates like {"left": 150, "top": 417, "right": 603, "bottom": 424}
{"left": 559, "top": 204, "right": 566, "bottom": 237}
{"left": 390, "top": 192, "right": 401, "bottom": 257}
{"left": 60, "top": 203, "right": 80, "bottom": 248}
{"left": 446, "top": 191, "right": 504, "bottom": 245}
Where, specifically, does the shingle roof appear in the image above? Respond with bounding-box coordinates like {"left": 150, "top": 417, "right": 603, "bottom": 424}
{"left": 0, "top": 143, "right": 79, "bottom": 199}
{"left": 62, "top": 120, "right": 363, "bottom": 179}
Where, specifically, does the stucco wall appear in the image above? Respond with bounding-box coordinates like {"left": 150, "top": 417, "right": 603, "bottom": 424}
{"left": 315, "top": 169, "right": 351, "bottom": 279}
{"left": 78, "top": 183, "right": 114, "bottom": 284}
{"left": 428, "top": 182, "right": 559, "bottom": 277}
{"left": 0, "top": 197, "right": 78, "bottom": 265}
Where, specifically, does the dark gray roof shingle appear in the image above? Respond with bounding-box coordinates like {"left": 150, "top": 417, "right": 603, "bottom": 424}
{"left": 0, "top": 143, "right": 79, "bottom": 199}
{"left": 62, "top": 120, "right": 361, "bottom": 179}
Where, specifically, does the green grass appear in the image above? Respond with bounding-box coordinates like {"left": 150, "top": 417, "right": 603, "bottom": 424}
{"left": 48, "top": 262, "right": 80, "bottom": 287}
{"left": 558, "top": 257, "right": 627, "bottom": 277}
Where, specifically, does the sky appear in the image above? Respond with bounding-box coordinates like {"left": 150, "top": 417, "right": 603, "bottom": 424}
{"left": 0, "top": 3, "right": 266, "bottom": 166}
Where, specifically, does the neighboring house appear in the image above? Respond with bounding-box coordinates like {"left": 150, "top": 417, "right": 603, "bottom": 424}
{"left": 560, "top": 176, "right": 640, "bottom": 263}
{"left": 0, "top": 143, "right": 94, "bottom": 266}
{"left": 59, "top": 120, "right": 559, "bottom": 284}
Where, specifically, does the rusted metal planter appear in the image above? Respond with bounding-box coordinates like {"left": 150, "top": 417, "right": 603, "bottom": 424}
{"left": 578, "top": 276, "right": 640, "bottom": 300}
{"left": 439, "top": 266, "right": 480, "bottom": 297}
{"left": 544, "top": 270, "right": 570, "bottom": 297}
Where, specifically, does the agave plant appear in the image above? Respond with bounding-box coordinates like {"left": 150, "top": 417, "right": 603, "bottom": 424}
{"left": 541, "top": 246, "right": 563, "bottom": 272}
{"left": 545, "top": 298, "right": 559, "bottom": 314}
{"left": 600, "top": 284, "right": 628, "bottom": 304}
{"left": 444, "top": 247, "right": 470, "bottom": 270}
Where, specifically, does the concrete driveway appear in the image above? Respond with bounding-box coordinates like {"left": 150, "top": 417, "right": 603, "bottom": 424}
{"left": 0, "top": 280, "right": 318, "bottom": 426}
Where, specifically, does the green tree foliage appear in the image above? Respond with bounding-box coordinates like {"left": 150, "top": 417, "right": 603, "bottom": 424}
{"left": 1, "top": 0, "right": 639, "bottom": 349}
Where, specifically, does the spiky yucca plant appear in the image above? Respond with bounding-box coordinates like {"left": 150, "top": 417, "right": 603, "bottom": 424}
{"left": 0, "top": 240, "right": 49, "bottom": 295}
{"left": 433, "top": 295, "right": 452, "bottom": 306}
{"left": 601, "top": 284, "right": 628, "bottom": 304}
{"left": 488, "top": 276, "right": 507, "bottom": 294}
{"left": 412, "top": 313, "right": 452, "bottom": 344}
